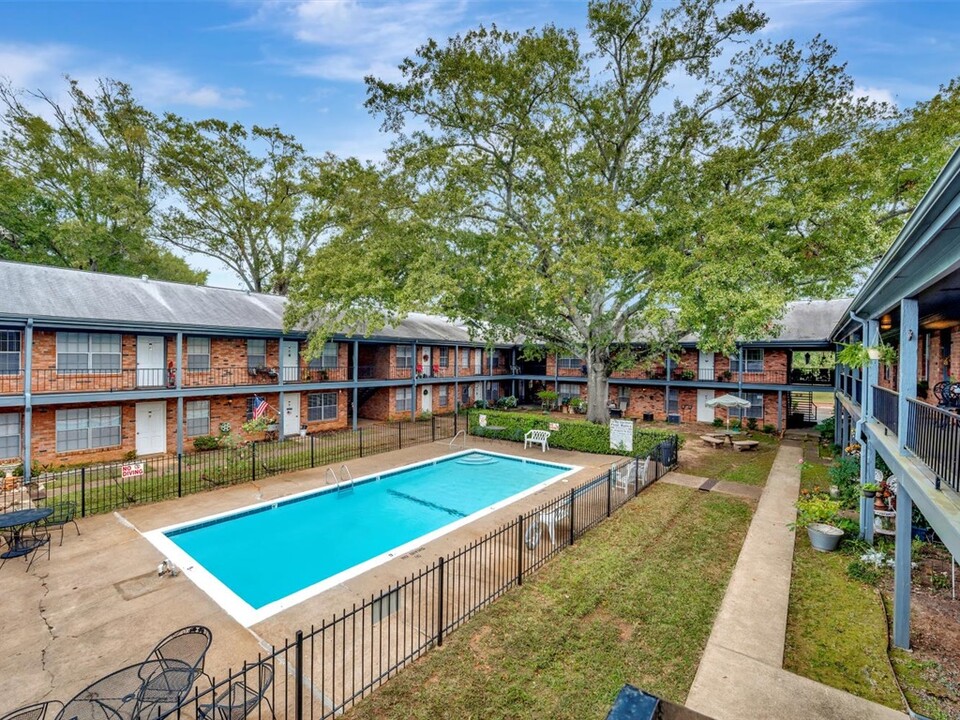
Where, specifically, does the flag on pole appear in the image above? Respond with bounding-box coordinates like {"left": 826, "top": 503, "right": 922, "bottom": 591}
{"left": 252, "top": 396, "right": 268, "bottom": 419}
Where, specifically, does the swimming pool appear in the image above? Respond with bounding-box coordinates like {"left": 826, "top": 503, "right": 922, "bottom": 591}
{"left": 144, "top": 450, "right": 579, "bottom": 626}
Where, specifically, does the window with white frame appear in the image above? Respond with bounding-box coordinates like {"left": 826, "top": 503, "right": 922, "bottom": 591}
{"left": 186, "top": 337, "right": 210, "bottom": 371}
{"left": 618, "top": 385, "right": 629, "bottom": 409}
{"left": 0, "top": 330, "right": 21, "bottom": 375}
{"left": 56, "top": 407, "right": 121, "bottom": 452}
{"left": 308, "top": 392, "right": 338, "bottom": 421}
{"left": 0, "top": 413, "right": 20, "bottom": 458}
{"left": 459, "top": 348, "right": 470, "bottom": 367}
{"left": 57, "top": 332, "right": 121, "bottom": 372}
{"left": 396, "top": 345, "right": 413, "bottom": 369}
{"left": 732, "top": 392, "right": 764, "bottom": 419}
{"left": 438, "top": 385, "right": 449, "bottom": 407}
{"left": 729, "top": 348, "right": 764, "bottom": 373}
{"left": 247, "top": 339, "right": 266, "bottom": 369}
{"left": 309, "top": 343, "right": 339, "bottom": 370}
{"left": 558, "top": 383, "right": 579, "bottom": 401}
{"left": 185, "top": 400, "right": 210, "bottom": 437}
{"left": 667, "top": 388, "right": 680, "bottom": 415}
{"left": 558, "top": 355, "right": 584, "bottom": 370}
{"left": 439, "top": 347, "right": 449, "bottom": 368}
{"left": 395, "top": 387, "right": 412, "bottom": 412}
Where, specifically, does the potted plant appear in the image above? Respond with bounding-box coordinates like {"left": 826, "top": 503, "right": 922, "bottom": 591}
{"left": 679, "top": 369, "right": 695, "bottom": 381}
{"left": 836, "top": 341, "right": 898, "bottom": 368}
{"left": 537, "top": 390, "right": 559, "bottom": 412}
{"left": 861, "top": 482, "right": 880, "bottom": 498}
{"left": 569, "top": 396, "right": 585, "bottom": 414}
{"left": 720, "top": 370, "right": 732, "bottom": 381}
{"left": 793, "top": 495, "right": 844, "bottom": 552}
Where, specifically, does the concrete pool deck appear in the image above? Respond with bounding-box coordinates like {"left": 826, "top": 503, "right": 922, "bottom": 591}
{"left": 1, "top": 438, "right": 625, "bottom": 710}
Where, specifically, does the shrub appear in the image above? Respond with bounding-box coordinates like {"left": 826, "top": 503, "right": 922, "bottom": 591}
{"left": 537, "top": 390, "right": 559, "bottom": 410}
{"left": 729, "top": 418, "right": 741, "bottom": 430}
{"left": 193, "top": 435, "right": 221, "bottom": 452}
{"left": 815, "top": 416, "right": 835, "bottom": 441}
{"left": 828, "top": 456, "right": 861, "bottom": 509}
{"left": 467, "top": 409, "right": 677, "bottom": 459}
{"left": 762, "top": 424, "right": 776, "bottom": 434}
{"left": 712, "top": 418, "right": 724, "bottom": 428}
{"left": 792, "top": 495, "right": 841, "bottom": 529}
{"left": 847, "top": 558, "right": 882, "bottom": 585}
{"left": 473, "top": 399, "right": 488, "bottom": 409}
{"left": 746, "top": 417, "right": 758, "bottom": 431}
{"left": 495, "top": 395, "right": 518, "bottom": 409}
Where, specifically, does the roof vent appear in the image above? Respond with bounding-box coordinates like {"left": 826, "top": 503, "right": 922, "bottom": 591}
{"left": 141, "top": 274, "right": 149, "bottom": 282}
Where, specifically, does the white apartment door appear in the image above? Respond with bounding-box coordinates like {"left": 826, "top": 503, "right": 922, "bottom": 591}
{"left": 421, "top": 385, "right": 432, "bottom": 414}
{"left": 280, "top": 340, "right": 300, "bottom": 382}
{"left": 696, "top": 390, "right": 715, "bottom": 423}
{"left": 698, "top": 351, "right": 715, "bottom": 381}
{"left": 137, "top": 335, "right": 165, "bottom": 387}
{"left": 135, "top": 401, "right": 166, "bottom": 455}
{"left": 283, "top": 393, "right": 301, "bottom": 436}
{"left": 473, "top": 350, "right": 482, "bottom": 375}
{"left": 421, "top": 347, "right": 432, "bottom": 376}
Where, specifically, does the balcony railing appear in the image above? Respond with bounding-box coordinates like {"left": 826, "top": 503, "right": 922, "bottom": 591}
{"left": 873, "top": 385, "right": 899, "bottom": 435}
{"left": 789, "top": 367, "right": 834, "bottom": 385}
{"left": 0, "top": 371, "right": 24, "bottom": 395}
{"left": 907, "top": 399, "right": 960, "bottom": 493}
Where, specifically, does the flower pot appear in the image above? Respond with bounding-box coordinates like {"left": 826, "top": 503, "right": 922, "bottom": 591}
{"left": 862, "top": 490, "right": 876, "bottom": 498}
{"left": 874, "top": 497, "right": 886, "bottom": 510}
{"left": 867, "top": 347, "right": 882, "bottom": 360}
{"left": 807, "top": 523, "right": 844, "bottom": 552}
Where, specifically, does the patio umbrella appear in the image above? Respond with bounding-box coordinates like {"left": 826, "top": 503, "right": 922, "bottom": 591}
{"left": 706, "top": 393, "right": 751, "bottom": 430}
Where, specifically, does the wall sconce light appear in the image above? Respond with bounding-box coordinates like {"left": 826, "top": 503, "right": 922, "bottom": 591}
{"left": 880, "top": 315, "right": 893, "bottom": 331}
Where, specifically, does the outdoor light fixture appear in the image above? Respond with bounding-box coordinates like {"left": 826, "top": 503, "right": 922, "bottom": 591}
{"left": 880, "top": 315, "right": 893, "bottom": 331}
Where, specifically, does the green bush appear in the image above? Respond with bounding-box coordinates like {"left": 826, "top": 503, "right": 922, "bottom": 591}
{"left": 495, "top": 395, "right": 518, "bottom": 409}
{"left": 729, "top": 418, "right": 741, "bottom": 430}
{"left": 746, "top": 417, "right": 758, "bottom": 431}
{"left": 468, "top": 409, "right": 677, "bottom": 459}
{"left": 712, "top": 418, "right": 724, "bottom": 428}
{"left": 192, "top": 435, "right": 221, "bottom": 452}
{"left": 828, "top": 456, "right": 861, "bottom": 509}
{"left": 762, "top": 424, "right": 776, "bottom": 434}
{"left": 815, "top": 415, "right": 835, "bottom": 441}
{"left": 847, "top": 558, "right": 882, "bottom": 585}
{"left": 537, "top": 390, "right": 558, "bottom": 410}
{"left": 792, "top": 495, "right": 841, "bottom": 529}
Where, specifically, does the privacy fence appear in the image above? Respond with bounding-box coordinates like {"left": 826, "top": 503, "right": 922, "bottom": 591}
{"left": 28, "top": 414, "right": 459, "bottom": 517}
{"left": 179, "top": 441, "right": 678, "bottom": 720}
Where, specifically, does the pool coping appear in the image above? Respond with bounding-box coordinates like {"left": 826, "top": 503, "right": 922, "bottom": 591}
{"left": 143, "top": 448, "right": 581, "bottom": 627}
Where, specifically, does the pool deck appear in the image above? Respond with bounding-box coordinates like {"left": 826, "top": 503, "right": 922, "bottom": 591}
{"left": 1, "top": 438, "right": 624, "bottom": 711}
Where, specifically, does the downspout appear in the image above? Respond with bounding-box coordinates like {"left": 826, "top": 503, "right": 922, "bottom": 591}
{"left": 848, "top": 311, "right": 874, "bottom": 542}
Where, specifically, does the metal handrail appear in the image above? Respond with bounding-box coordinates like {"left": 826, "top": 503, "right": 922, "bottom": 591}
{"left": 339, "top": 464, "right": 354, "bottom": 492}
{"left": 449, "top": 430, "right": 467, "bottom": 449}
{"left": 325, "top": 467, "right": 339, "bottom": 485}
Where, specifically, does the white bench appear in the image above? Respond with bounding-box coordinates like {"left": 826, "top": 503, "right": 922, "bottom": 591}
{"left": 524, "top": 429, "right": 551, "bottom": 452}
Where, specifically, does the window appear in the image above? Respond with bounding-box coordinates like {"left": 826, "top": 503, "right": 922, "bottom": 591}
{"left": 309, "top": 343, "right": 339, "bottom": 370}
{"left": 618, "top": 385, "right": 629, "bottom": 409}
{"left": 0, "top": 331, "right": 21, "bottom": 375}
{"left": 57, "top": 332, "right": 121, "bottom": 372}
{"left": 245, "top": 397, "right": 256, "bottom": 420}
{"left": 396, "top": 346, "right": 413, "bottom": 369}
{"left": 56, "top": 407, "right": 121, "bottom": 452}
{"left": 729, "top": 348, "right": 763, "bottom": 373}
{"left": 558, "top": 383, "right": 579, "bottom": 401}
{"left": 438, "top": 385, "right": 449, "bottom": 407}
{"left": 308, "top": 392, "right": 338, "bottom": 421}
{"left": 558, "top": 355, "right": 584, "bottom": 370}
{"left": 486, "top": 384, "right": 500, "bottom": 402}
{"left": 185, "top": 401, "right": 210, "bottom": 437}
{"left": 732, "top": 392, "right": 764, "bottom": 419}
{"left": 0, "top": 413, "right": 20, "bottom": 458}
{"left": 187, "top": 337, "right": 210, "bottom": 371}
{"left": 439, "top": 347, "right": 449, "bottom": 368}
{"left": 460, "top": 348, "right": 470, "bottom": 368}
{"left": 247, "top": 339, "right": 266, "bottom": 369}
{"left": 396, "top": 387, "right": 412, "bottom": 412}
{"left": 667, "top": 388, "right": 679, "bottom": 415}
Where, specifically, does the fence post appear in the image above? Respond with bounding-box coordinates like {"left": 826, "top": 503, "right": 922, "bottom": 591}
{"left": 310, "top": 435, "right": 315, "bottom": 468}
{"left": 251, "top": 442, "right": 257, "bottom": 484}
{"left": 607, "top": 467, "right": 612, "bottom": 517}
{"left": 454, "top": 411, "right": 458, "bottom": 436}
{"left": 569, "top": 488, "right": 575, "bottom": 545}
{"left": 177, "top": 454, "right": 183, "bottom": 498}
{"left": 431, "top": 414, "right": 436, "bottom": 442}
{"left": 81, "top": 467, "right": 86, "bottom": 518}
{"left": 359, "top": 427, "right": 364, "bottom": 458}
{"left": 294, "top": 630, "right": 304, "bottom": 720}
{"left": 634, "top": 456, "right": 641, "bottom": 497}
{"left": 436, "top": 557, "right": 445, "bottom": 647}
{"left": 516, "top": 515, "right": 524, "bottom": 586}
{"left": 398, "top": 422, "right": 403, "bottom": 450}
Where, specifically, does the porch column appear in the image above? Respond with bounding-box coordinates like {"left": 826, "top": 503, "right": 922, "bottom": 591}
{"left": 863, "top": 444, "right": 876, "bottom": 544}
{"left": 277, "top": 339, "right": 285, "bottom": 436}
{"left": 897, "top": 298, "right": 918, "bottom": 455}
{"left": 411, "top": 342, "right": 417, "bottom": 421}
{"left": 737, "top": 346, "right": 744, "bottom": 397}
{"left": 776, "top": 390, "right": 782, "bottom": 432}
{"left": 893, "top": 481, "right": 913, "bottom": 648}
{"left": 23, "top": 319, "right": 33, "bottom": 484}
{"left": 352, "top": 340, "right": 359, "bottom": 431}
{"left": 454, "top": 344, "right": 460, "bottom": 412}
{"left": 175, "top": 331, "right": 183, "bottom": 455}
{"left": 860, "top": 319, "right": 879, "bottom": 540}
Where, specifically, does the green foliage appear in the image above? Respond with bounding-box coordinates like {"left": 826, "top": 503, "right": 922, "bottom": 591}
{"left": 473, "top": 399, "right": 488, "bottom": 409}
{"left": 729, "top": 418, "right": 742, "bottom": 430}
{"left": 836, "top": 342, "right": 898, "bottom": 368}
{"left": 495, "top": 395, "right": 518, "bottom": 409}
{"left": 242, "top": 416, "right": 276, "bottom": 434}
{"left": 828, "top": 456, "right": 862, "bottom": 509}
{"left": 861, "top": 482, "right": 880, "bottom": 493}
{"left": 468, "top": 409, "right": 676, "bottom": 459}
{"left": 793, "top": 495, "right": 842, "bottom": 529}
{"left": 846, "top": 558, "right": 883, "bottom": 585}
{"left": 762, "top": 424, "right": 776, "bottom": 434}
{"left": 712, "top": 418, "right": 724, "bottom": 428}
{"left": 815, "top": 416, "right": 835, "bottom": 441}
{"left": 192, "top": 435, "right": 220, "bottom": 452}
{"left": 746, "top": 417, "right": 758, "bottom": 431}
{"left": 537, "top": 390, "right": 559, "bottom": 410}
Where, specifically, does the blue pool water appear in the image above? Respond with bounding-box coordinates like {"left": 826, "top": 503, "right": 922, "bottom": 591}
{"left": 164, "top": 451, "right": 571, "bottom": 610}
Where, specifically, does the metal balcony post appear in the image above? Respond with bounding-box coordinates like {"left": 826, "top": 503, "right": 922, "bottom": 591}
{"left": 23, "top": 319, "right": 33, "bottom": 484}
{"left": 175, "top": 331, "right": 184, "bottom": 455}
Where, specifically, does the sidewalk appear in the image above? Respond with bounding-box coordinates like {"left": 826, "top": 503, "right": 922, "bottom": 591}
{"left": 684, "top": 442, "right": 908, "bottom": 720}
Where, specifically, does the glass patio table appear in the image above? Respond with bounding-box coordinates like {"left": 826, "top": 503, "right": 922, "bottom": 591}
{"left": 60, "top": 659, "right": 197, "bottom": 720}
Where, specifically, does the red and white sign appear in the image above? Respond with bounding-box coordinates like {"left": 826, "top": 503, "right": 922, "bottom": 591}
{"left": 121, "top": 462, "right": 145, "bottom": 479}
{"left": 549, "top": 422, "right": 560, "bottom": 431}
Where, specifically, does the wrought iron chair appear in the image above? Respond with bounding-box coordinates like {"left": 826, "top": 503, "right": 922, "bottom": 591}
{"left": 145, "top": 625, "right": 214, "bottom": 685}
{"left": 1, "top": 524, "right": 52, "bottom": 572}
{"left": 197, "top": 664, "right": 275, "bottom": 720}
{"left": 0, "top": 700, "right": 62, "bottom": 720}
{"left": 41, "top": 501, "right": 80, "bottom": 546}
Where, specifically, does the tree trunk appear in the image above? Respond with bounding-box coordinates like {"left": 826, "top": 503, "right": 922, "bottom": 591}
{"left": 586, "top": 353, "right": 610, "bottom": 424}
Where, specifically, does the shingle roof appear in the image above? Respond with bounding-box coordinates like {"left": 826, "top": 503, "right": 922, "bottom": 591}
{"left": 678, "top": 298, "right": 851, "bottom": 344}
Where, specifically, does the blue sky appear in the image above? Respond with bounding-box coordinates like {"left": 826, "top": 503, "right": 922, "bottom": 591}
{"left": 2, "top": 0, "right": 959, "bottom": 286}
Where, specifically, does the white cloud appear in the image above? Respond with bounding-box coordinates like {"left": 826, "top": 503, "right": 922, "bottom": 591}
{"left": 852, "top": 85, "right": 897, "bottom": 107}
{"left": 756, "top": 0, "right": 867, "bottom": 33}
{"left": 0, "top": 42, "right": 75, "bottom": 89}
{"left": 131, "top": 67, "right": 248, "bottom": 110}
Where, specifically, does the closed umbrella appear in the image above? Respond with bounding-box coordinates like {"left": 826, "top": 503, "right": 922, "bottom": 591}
{"left": 705, "top": 394, "right": 751, "bottom": 430}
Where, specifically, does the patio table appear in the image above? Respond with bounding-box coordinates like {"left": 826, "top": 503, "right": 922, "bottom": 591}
{"left": 60, "top": 659, "right": 197, "bottom": 720}
{"left": 0, "top": 507, "right": 53, "bottom": 559}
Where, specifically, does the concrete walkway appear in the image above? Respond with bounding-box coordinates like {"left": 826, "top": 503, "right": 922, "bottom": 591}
{"left": 684, "top": 442, "right": 908, "bottom": 720}
{"left": 661, "top": 471, "right": 764, "bottom": 501}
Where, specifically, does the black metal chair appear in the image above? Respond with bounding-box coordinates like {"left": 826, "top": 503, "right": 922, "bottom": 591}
{"left": 41, "top": 501, "right": 80, "bottom": 546}
{"left": 0, "top": 524, "right": 51, "bottom": 572}
{"left": 0, "top": 700, "right": 62, "bottom": 720}
{"left": 145, "top": 625, "right": 214, "bottom": 685}
{"left": 197, "top": 664, "right": 275, "bottom": 720}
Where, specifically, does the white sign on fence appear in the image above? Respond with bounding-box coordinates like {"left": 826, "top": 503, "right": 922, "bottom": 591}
{"left": 478, "top": 414, "right": 488, "bottom": 427}
{"left": 609, "top": 419, "right": 634, "bottom": 452}
{"left": 549, "top": 422, "right": 560, "bottom": 431}
{"left": 121, "top": 462, "right": 145, "bottom": 479}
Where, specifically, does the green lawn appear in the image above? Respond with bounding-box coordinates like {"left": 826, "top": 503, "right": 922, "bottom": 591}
{"left": 346, "top": 483, "right": 753, "bottom": 720}
{"left": 679, "top": 432, "right": 779, "bottom": 486}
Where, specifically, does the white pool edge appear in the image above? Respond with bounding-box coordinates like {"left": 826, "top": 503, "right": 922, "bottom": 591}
{"left": 143, "top": 449, "right": 581, "bottom": 628}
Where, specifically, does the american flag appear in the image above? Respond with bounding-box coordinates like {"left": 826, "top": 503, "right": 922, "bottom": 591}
{"left": 252, "top": 396, "right": 268, "bottom": 419}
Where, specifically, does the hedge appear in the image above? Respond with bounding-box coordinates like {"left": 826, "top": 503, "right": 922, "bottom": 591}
{"left": 467, "top": 409, "right": 679, "bottom": 459}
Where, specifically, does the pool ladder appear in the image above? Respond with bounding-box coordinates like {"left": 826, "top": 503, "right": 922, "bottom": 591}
{"left": 328, "top": 465, "right": 355, "bottom": 492}
{"left": 449, "top": 430, "right": 467, "bottom": 449}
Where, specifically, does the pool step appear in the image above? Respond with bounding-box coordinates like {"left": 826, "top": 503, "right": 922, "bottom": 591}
{"left": 456, "top": 455, "right": 498, "bottom": 466}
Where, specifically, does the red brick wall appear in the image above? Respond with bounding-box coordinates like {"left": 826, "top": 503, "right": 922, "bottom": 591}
{"left": 31, "top": 401, "right": 137, "bottom": 466}
{"left": 31, "top": 330, "right": 137, "bottom": 393}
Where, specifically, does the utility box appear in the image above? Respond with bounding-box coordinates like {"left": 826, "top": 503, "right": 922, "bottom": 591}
{"left": 606, "top": 685, "right": 715, "bottom": 720}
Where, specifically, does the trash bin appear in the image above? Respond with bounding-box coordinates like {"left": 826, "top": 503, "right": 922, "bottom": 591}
{"left": 654, "top": 438, "right": 678, "bottom": 467}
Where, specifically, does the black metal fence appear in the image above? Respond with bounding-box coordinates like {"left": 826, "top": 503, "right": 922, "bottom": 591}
{"left": 873, "top": 385, "right": 899, "bottom": 436}
{"left": 179, "top": 446, "right": 676, "bottom": 719}
{"left": 907, "top": 399, "right": 960, "bottom": 492}
{"left": 30, "top": 415, "right": 459, "bottom": 518}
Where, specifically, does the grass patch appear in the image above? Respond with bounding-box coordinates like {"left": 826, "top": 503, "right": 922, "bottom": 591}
{"left": 346, "top": 483, "right": 753, "bottom": 720}
{"left": 680, "top": 433, "right": 778, "bottom": 487}
{"left": 890, "top": 647, "right": 956, "bottom": 720}
{"left": 800, "top": 459, "right": 830, "bottom": 492}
